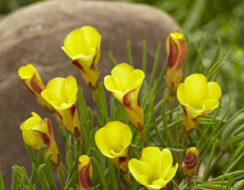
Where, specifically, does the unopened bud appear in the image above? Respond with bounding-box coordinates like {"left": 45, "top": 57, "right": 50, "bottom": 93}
{"left": 181, "top": 147, "right": 199, "bottom": 177}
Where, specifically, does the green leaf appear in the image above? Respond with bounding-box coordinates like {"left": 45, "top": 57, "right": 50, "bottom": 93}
{"left": 77, "top": 86, "right": 89, "bottom": 124}
{"left": 196, "top": 39, "right": 206, "bottom": 72}
{"left": 90, "top": 157, "right": 109, "bottom": 190}
{"left": 183, "top": 0, "right": 206, "bottom": 31}
{"left": 38, "top": 145, "right": 47, "bottom": 164}
{"left": 127, "top": 41, "right": 134, "bottom": 67}
{"left": 43, "top": 152, "right": 57, "bottom": 190}
{"left": 202, "top": 142, "right": 216, "bottom": 182}
{"left": 226, "top": 151, "right": 244, "bottom": 173}
{"left": 161, "top": 90, "right": 173, "bottom": 147}
{"left": 25, "top": 144, "right": 38, "bottom": 168}
{"left": 232, "top": 179, "right": 244, "bottom": 190}
{"left": 13, "top": 166, "right": 33, "bottom": 189}
{"left": 0, "top": 172, "right": 5, "bottom": 190}
{"left": 97, "top": 83, "right": 109, "bottom": 124}
{"left": 11, "top": 167, "right": 18, "bottom": 190}
{"left": 38, "top": 164, "right": 50, "bottom": 190}
{"left": 109, "top": 97, "right": 116, "bottom": 120}
{"left": 229, "top": 139, "right": 244, "bottom": 164}
{"left": 209, "top": 38, "right": 222, "bottom": 70}
{"left": 142, "top": 40, "right": 147, "bottom": 73}
{"left": 210, "top": 170, "right": 244, "bottom": 182}
{"left": 108, "top": 159, "right": 118, "bottom": 190}
{"left": 149, "top": 43, "right": 162, "bottom": 87}
{"left": 64, "top": 155, "right": 79, "bottom": 190}
{"left": 108, "top": 51, "right": 118, "bottom": 66}
{"left": 66, "top": 149, "right": 73, "bottom": 171}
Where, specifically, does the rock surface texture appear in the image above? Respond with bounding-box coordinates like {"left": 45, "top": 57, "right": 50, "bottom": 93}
{"left": 0, "top": 0, "right": 178, "bottom": 187}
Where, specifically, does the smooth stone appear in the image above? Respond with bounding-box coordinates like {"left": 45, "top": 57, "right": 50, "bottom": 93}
{"left": 0, "top": 0, "right": 178, "bottom": 187}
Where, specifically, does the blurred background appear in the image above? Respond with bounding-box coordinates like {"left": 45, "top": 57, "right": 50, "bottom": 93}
{"left": 1, "top": 0, "right": 243, "bottom": 112}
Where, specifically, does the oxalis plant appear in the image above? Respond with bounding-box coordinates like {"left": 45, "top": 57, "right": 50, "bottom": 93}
{"left": 1, "top": 26, "right": 244, "bottom": 190}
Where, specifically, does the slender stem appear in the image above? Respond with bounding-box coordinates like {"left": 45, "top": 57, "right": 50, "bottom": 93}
{"left": 183, "top": 129, "right": 188, "bottom": 148}
{"left": 91, "top": 87, "right": 98, "bottom": 106}
{"left": 207, "top": 147, "right": 226, "bottom": 179}
{"left": 168, "top": 95, "right": 175, "bottom": 123}
{"left": 139, "top": 130, "right": 147, "bottom": 147}
{"left": 122, "top": 171, "right": 131, "bottom": 188}
{"left": 79, "top": 137, "right": 86, "bottom": 154}
{"left": 187, "top": 176, "right": 192, "bottom": 190}
{"left": 56, "top": 164, "right": 65, "bottom": 190}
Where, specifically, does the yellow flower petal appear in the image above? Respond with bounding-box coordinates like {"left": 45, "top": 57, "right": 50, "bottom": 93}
{"left": 166, "top": 32, "right": 184, "bottom": 55}
{"left": 18, "top": 64, "right": 36, "bottom": 79}
{"left": 95, "top": 121, "right": 132, "bottom": 158}
{"left": 62, "top": 26, "right": 101, "bottom": 63}
{"left": 184, "top": 74, "right": 208, "bottom": 105}
{"left": 104, "top": 63, "right": 145, "bottom": 130}
{"left": 165, "top": 163, "right": 178, "bottom": 181}
{"left": 140, "top": 147, "right": 162, "bottom": 175}
{"left": 128, "top": 159, "right": 154, "bottom": 186}
{"left": 104, "top": 63, "right": 145, "bottom": 95}
{"left": 177, "top": 73, "right": 222, "bottom": 131}
{"left": 160, "top": 149, "right": 173, "bottom": 179}
{"left": 41, "top": 76, "right": 78, "bottom": 110}
{"left": 129, "top": 147, "right": 178, "bottom": 190}
{"left": 207, "top": 82, "right": 222, "bottom": 100}
{"left": 176, "top": 83, "right": 187, "bottom": 105}
{"left": 20, "top": 112, "right": 43, "bottom": 150}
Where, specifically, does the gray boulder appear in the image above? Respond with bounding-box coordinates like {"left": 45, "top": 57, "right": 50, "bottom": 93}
{"left": 0, "top": 0, "right": 178, "bottom": 187}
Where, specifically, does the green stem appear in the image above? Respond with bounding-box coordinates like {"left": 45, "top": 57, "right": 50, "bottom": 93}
{"left": 122, "top": 171, "right": 131, "bottom": 188}
{"left": 183, "top": 129, "right": 188, "bottom": 149}
{"left": 139, "top": 130, "right": 147, "bottom": 147}
{"left": 79, "top": 137, "right": 86, "bottom": 155}
{"left": 168, "top": 95, "right": 175, "bottom": 124}
{"left": 91, "top": 87, "right": 98, "bottom": 107}
{"left": 56, "top": 164, "right": 65, "bottom": 190}
{"left": 207, "top": 147, "right": 226, "bottom": 179}
{"left": 187, "top": 176, "right": 192, "bottom": 190}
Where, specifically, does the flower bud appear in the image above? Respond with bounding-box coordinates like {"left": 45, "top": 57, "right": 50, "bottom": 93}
{"left": 165, "top": 32, "right": 187, "bottom": 97}
{"left": 95, "top": 121, "right": 132, "bottom": 172}
{"left": 177, "top": 74, "right": 222, "bottom": 132}
{"left": 62, "top": 26, "right": 101, "bottom": 90}
{"left": 18, "top": 64, "right": 52, "bottom": 111}
{"left": 78, "top": 155, "right": 92, "bottom": 190}
{"left": 181, "top": 147, "right": 199, "bottom": 177}
{"left": 104, "top": 63, "right": 145, "bottom": 131}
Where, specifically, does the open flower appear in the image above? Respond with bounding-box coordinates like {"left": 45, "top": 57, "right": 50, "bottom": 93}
{"left": 95, "top": 121, "right": 132, "bottom": 172}
{"left": 181, "top": 147, "right": 199, "bottom": 177}
{"left": 104, "top": 63, "right": 145, "bottom": 131}
{"left": 177, "top": 74, "right": 222, "bottom": 132}
{"left": 78, "top": 155, "right": 92, "bottom": 190}
{"left": 62, "top": 26, "right": 101, "bottom": 90}
{"left": 41, "top": 76, "right": 81, "bottom": 138}
{"left": 20, "top": 112, "right": 59, "bottom": 165}
{"left": 129, "top": 147, "right": 178, "bottom": 190}
{"left": 18, "top": 64, "right": 52, "bottom": 111}
{"left": 165, "top": 32, "right": 187, "bottom": 97}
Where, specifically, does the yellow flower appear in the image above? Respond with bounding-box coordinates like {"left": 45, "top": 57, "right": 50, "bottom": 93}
{"left": 20, "top": 112, "right": 59, "bottom": 165}
{"left": 104, "top": 63, "right": 145, "bottom": 131}
{"left": 177, "top": 74, "right": 222, "bottom": 132}
{"left": 62, "top": 26, "right": 101, "bottom": 89}
{"left": 18, "top": 64, "right": 52, "bottom": 110}
{"left": 165, "top": 32, "right": 187, "bottom": 97}
{"left": 181, "top": 147, "right": 199, "bottom": 177}
{"left": 78, "top": 155, "right": 92, "bottom": 190}
{"left": 95, "top": 121, "right": 132, "bottom": 172}
{"left": 129, "top": 147, "right": 178, "bottom": 190}
{"left": 41, "top": 76, "right": 81, "bottom": 138}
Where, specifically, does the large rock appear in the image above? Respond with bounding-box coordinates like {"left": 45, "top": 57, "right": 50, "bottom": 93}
{"left": 0, "top": 0, "right": 178, "bottom": 187}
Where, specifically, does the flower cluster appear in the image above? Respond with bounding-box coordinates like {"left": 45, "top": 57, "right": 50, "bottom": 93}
{"left": 17, "top": 25, "right": 222, "bottom": 190}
